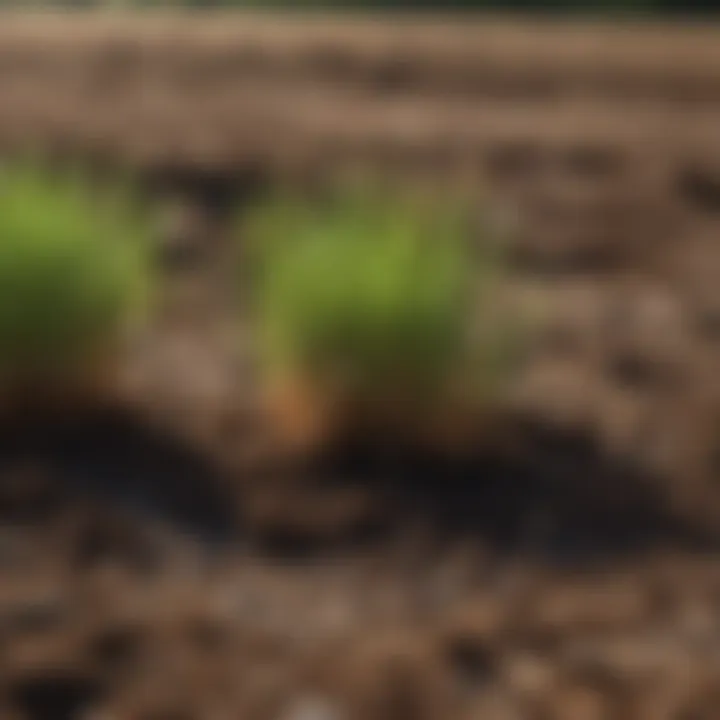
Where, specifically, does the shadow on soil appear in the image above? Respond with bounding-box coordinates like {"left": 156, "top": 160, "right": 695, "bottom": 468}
{"left": 296, "top": 419, "right": 719, "bottom": 565}
{"left": 0, "top": 409, "right": 237, "bottom": 548}
{"left": 0, "top": 410, "right": 715, "bottom": 567}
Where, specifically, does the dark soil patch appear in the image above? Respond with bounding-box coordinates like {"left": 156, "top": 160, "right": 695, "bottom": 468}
{"left": 9, "top": 672, "right": 105, "bottom": 720}
{"left": 299, "top": 420, "right": 718, "bottom": 565}
{"left": 0, "top": 409, "right": 236, "bottom": 546}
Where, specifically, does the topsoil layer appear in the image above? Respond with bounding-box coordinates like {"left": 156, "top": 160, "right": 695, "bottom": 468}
{"left": 1, "top": 14, "right": 720, "bottom": 720}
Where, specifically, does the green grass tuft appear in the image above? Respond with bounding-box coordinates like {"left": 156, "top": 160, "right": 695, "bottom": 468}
{"left": 246, "top": 186, "right": 507, "bottom": 406}
{"left": 0, "top": 160, "right": 152, "bottom": 384}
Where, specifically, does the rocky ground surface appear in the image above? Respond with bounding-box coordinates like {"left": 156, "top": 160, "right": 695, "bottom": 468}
{"left": 2, "top": 15, "right": 720, "bottom": 719}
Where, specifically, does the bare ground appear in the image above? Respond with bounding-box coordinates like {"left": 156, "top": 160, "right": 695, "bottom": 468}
{"left": 1, "top": 15, "right": 720, "bottom": 719}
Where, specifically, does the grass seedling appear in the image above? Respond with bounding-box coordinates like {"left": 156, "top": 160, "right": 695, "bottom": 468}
{"left": 245, "top": 185, "right": 516, "bottom": 450}
{"left": 0, "top": 160, "right": 152, "bottom": 401}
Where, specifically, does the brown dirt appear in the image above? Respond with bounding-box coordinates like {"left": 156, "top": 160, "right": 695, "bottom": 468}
{"left": 2, "top": 14, "right": 720, "bottom": 719}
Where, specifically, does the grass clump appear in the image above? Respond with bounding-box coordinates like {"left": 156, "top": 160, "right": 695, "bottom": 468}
{"left": 246, "top": 186, "right": 513, "bottom": 448}
{"left": 0, "top": 161, "right": 152, "bottom": 396}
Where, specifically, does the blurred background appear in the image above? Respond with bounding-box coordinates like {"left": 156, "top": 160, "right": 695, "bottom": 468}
{"left": 0, "top": 0, "right": 719, "bottom": 11}
{"left": 0, "top": 3, "right": 719, "bottom": 720}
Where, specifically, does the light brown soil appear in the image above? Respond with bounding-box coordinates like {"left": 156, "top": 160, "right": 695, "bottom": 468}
{"left": 1, "top": 15, "right": 720, "bottom": 720}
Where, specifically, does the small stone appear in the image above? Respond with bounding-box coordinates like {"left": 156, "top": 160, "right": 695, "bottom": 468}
{"left": 505, "top": 652, "right": 556, "bottom": 695}
{"left": 278, "top": 697, "right": 345, "bottom": 720}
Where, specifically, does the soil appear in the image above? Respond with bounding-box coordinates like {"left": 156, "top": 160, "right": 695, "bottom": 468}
{"left": 1, "top": 14, "right": 720, "bottom": 719}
